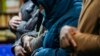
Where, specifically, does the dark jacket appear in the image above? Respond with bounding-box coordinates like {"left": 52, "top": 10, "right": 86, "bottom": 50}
{"left": 11, "top": 0, "right": 43, "bottom": 40}
{"left": 11, "top": 0, "right": 43, "bottom": 54}
{"left": 31, "top": 0, "right": 82, "bottom": 56}
{"left": 32, "top": 0, "right": 82, "bottom": 48}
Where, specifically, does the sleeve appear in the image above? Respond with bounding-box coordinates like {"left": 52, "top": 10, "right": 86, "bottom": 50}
{"left": 20, "top": 31, "right": 38, "bottom": 38}
{"left": 74, "top": 32, "right": 100, "bottom": 52}
{"left": 11, "top": 38, "right": 22, "bottom": 54}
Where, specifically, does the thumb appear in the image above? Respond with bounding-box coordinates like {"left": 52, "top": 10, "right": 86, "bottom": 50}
{"left": 27, "top": 41, "right": 32, "bottom": 52}
{"left": 18, "top": 12, "right": 22, "bottom": 20}
{"left": 21, "top": 47, "right": 26, "bottom": 53}
{"left": 29, "top": 37, "right": 33, "bottom": 41}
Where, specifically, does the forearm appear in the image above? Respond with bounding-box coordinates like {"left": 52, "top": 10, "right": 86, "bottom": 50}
{"left": 30, "top": 34, "right": 44, "bottom": 50}
{"left": 74, "top": 32, "right": 100, "bottom": 52}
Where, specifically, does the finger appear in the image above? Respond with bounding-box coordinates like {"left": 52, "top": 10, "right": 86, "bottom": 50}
{"left": 20, "top": 51, "right": 25, "bottom": 56}
{"left": 60, "top": 36, "right": 70, "bottom": 48}
{"left": 15, "top": 19, "right": 22, "bottom": 22}
{"left": 16, "top": 51, "right": 24, "bottom": 56}
{"left": 23, "top": 42, "right": 27, "bottom": 48}
{"left": 19, "top": 12, "right": 22, "bottom": 19}
{"left": 12, "top": 23, "right": 19, "bottom": 28}
{"left": 11, "top": 26, "right": 16, "bottom": 30}
{"left": 30, "top": 42, "right": 33, "bottom": 50}
{"left": 16, "top": 22, "right": 21, "bottom": 24}
{"left": 66, "top": 33, "right": 77, "bottom": 48}
{"left": 69, "top": 28, "right": 77, "bottom": 35}
{"left": 64, "top": 35, "right": 71, "bottom": 46}
{"left": 64, "top": 35, "right": 70, "bottom": 47}
{"left": 24, "top": 42, "right": 31, "bottom": 52}
{"left": 69, "top": 28, "right": 77, "bottom": 47}
{"left": 12, "top": 21, "right": 21, "bottom": 26}
{"left": 14, "top": 21, "right": 21, "bottom": 26}
{"left": 21, "top": 48, "right": 26, "bottom": 53}
{"left": 14, "top": 20, "right": 21, "bottom": 24}
{"left": 10, "top": 24, "right": 19, "bottom": 29}
{"left": 27, "top": 42, "right": 32, "bottom": 52}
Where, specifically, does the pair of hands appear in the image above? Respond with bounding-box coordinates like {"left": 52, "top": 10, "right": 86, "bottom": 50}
{"left": 60, "top": 26, "right": 78, "bottom": 50}
{"left": 14, "top": 25, "right": 78, "bottom": 56}
{"left": 14, "top": 35, "right": 33, "bottom": 56}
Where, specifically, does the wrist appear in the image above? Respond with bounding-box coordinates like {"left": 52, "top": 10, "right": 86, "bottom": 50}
{"left": 14, "top": 45, "right": 21, "bottom": 51}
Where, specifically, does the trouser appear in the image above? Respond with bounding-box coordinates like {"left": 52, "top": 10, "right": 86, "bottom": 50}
{"left": 31, "top": 47, "right": 71, "bottom": 56}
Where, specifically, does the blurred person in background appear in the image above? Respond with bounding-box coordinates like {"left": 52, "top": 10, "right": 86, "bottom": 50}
{"left": 9, "top": 0, "right": 43, "bottom": 56}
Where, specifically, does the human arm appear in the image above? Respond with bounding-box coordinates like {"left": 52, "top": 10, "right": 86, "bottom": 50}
{"left": 11, "top": 38, "right": 26, "bottom": 56}
{"left": 21, "top": 31, "right": 44, "bottom": 52}
{"left": 11, "top": 31, "right": 38, "bottom": 56}
{"left": 73, "top": 31, "right": 100, "bottom": 52}
{"left": 60, "top": 26, "right": 100, "bottom": 52}
{"left": 9, "top": 13, "right": 22, "bottom": 33}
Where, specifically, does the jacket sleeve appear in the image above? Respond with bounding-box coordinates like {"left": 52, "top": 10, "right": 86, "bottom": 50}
{"left": 21, "top": 31, "right": 38, "bottom": 38}
{"left": 74, "top": 32, "right": 100, "bottom": 52}
{"left": 11, "top": 38, "right": 22, "bottom": 54}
